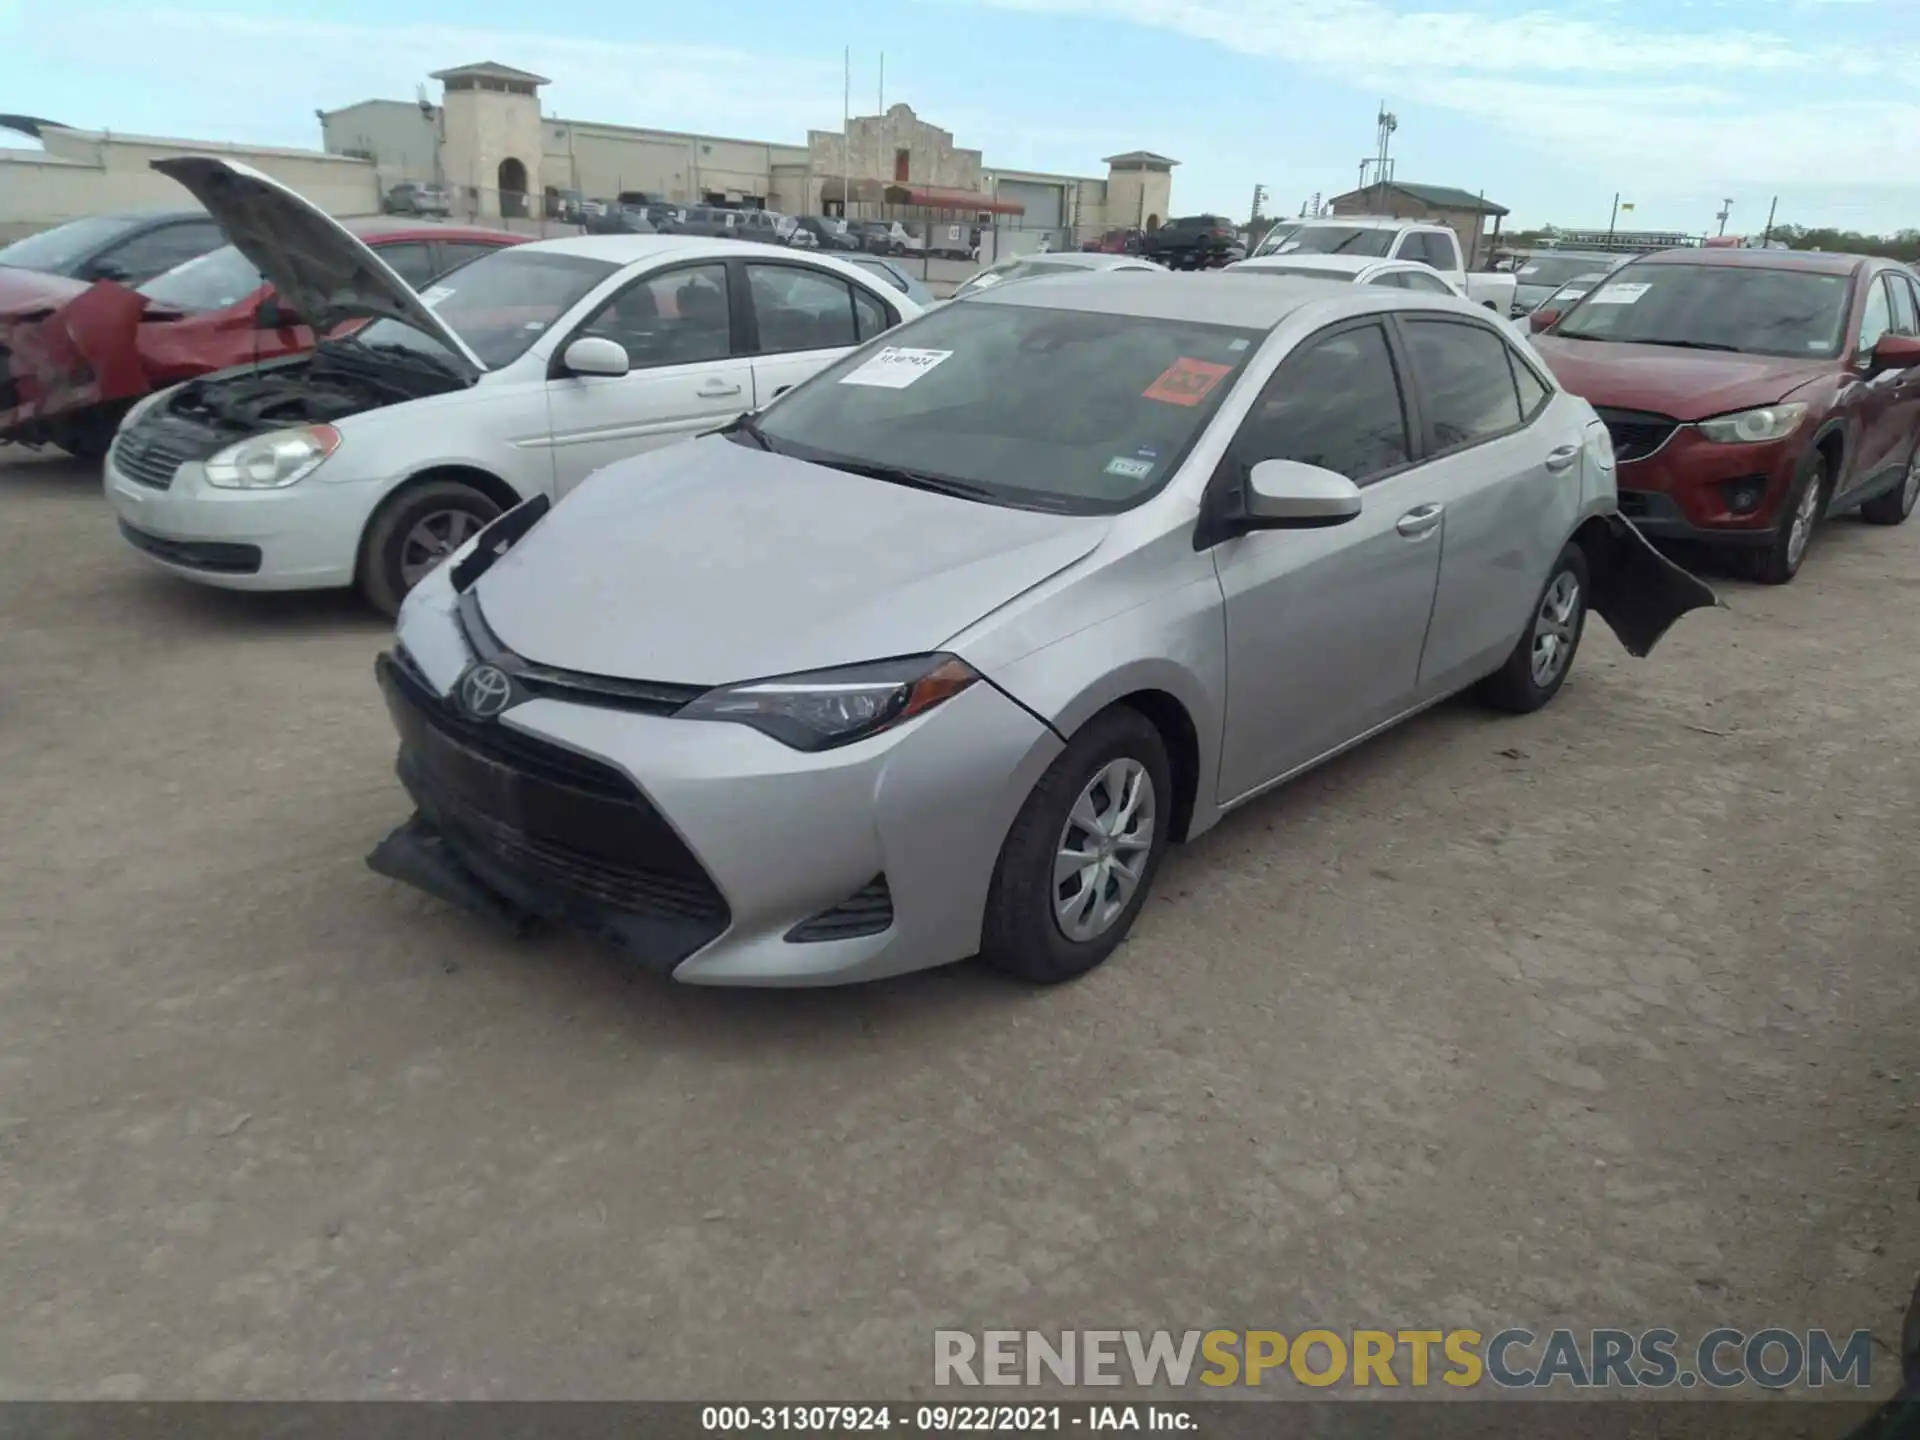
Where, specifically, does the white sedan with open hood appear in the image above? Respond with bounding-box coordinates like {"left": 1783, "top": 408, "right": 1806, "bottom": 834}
{"left": 103, "top": 158, "right": 921, "bottom": 613}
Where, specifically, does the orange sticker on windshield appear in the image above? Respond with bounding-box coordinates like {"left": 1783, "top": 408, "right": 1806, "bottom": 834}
{"left": 1143, "top": 357, "right": 1232, "bottom": 407}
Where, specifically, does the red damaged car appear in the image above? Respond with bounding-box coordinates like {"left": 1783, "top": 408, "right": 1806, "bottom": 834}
{"left": 0, "top": 219, "right": 523, "bottom": 457}
{"left": 1530, "top": 248, "right": 1920, "bottom": 583}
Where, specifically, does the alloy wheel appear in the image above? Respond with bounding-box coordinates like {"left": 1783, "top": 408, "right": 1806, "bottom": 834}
{"left": 1786, "top": 473, "right": 1823, "bottom": 570}
{"left": 1529, "top": 570, "right": 1582, "bottom": 689}
{"left": 399, "top": 509, "right": 483, "bottom": 589}
{"left": 1053, "top": 758, "right": 1156, "bottom": 943}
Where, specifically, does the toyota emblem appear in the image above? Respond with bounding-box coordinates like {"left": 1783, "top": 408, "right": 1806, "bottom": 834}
{"left": 458, "top": 663, "right": 514, "bottom": 720}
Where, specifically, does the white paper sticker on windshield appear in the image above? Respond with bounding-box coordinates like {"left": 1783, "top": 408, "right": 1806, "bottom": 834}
{"left": 420, "top": 285, "right": 455, "bottom": 308}
{"left": 1105, "top": 456, "right": 1154, "bottom": 479}
{"left": 1517, "top": 263, "right": 1542, "bottom": 276}
{"left": 839, "top": 347, "right": 954, "bottom": 389}
{"left": 1589, "top": 282, "right": 1651, "bottom": 305}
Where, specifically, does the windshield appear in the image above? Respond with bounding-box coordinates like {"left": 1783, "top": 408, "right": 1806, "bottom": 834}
{"left": 136, "top": 244, "right": 264, "bottom": 312}
{"left": 1273, "top": 226, "right": 1396, "bottom": 259}
{"left": 350, "top": 248, "right": 619, "bottom": 369}
{"left": 752, "top": 298, "right": 1263, "bottom": 514}
{"left": 1515, "top": 255, "right": 1615, "bottom": 289}
{"left": 955, "top": 258, "right": 1085, "bottom": 296}
{"left": 1553, "top": 263, "right": 1854, "bottom": 358}
{"left": 1252, "top": 224, "right": 1303, "bottom": 257}
{"left": 0, "top": 215, "right": 134, "bottom": 274}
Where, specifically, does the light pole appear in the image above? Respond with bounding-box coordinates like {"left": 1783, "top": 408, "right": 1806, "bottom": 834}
{"left": 1717, "top": 198, "right": 1733, "bottom": 237}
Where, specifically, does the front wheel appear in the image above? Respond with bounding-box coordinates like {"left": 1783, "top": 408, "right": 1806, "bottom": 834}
{"left": 978, "top": 706, "right": 1171, "bottom": 985}
{"left": 1737, "top": 449, "right": 1827, "bottom": 584}
{"left": 1861, "top": 442, "right": 1920, "bottom": 526}
{"left": 1477, "top": 543, "right": 1590, "bottom": 714}
{"left": 358, "top": 479, "right": 502, "bottom": 618}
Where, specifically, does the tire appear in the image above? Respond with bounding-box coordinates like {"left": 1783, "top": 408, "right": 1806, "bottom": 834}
{"left": 1476, "top": 542, "right": 1590, "bottom": 715}
{"left": 978, "top": 706, "right": 1172, "bottom": 985}
{"left": 1736, "top": 448, "right": 1828, "bottom": 584}
{"left": 358, "top": 479, "right": 503, "bottom": 618}
{"left": 1861, "top": 439, "right": 1920, "bottom": 526}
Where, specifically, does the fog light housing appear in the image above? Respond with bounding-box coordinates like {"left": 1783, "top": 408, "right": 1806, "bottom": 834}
{"left": 1722, "top": 477, "right": 1768, "bottom": 515}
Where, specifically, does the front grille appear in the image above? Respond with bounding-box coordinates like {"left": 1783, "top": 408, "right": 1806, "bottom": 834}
{"left": 1594, "top": 406, "right": 1679, "bottom": 465}
{"left": 378, "top": 653, "right": 729, "bottom": 929}
{"left": 786, "top": 876, "right": 895, "bottom": 943}
{"left": 112, "top": 425, "right": 202, "bottom": 490}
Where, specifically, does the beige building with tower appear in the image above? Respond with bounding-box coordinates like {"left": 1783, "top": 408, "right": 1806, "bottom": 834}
{"left": 318, "top": 63, "right": 1177, "bottom": 246}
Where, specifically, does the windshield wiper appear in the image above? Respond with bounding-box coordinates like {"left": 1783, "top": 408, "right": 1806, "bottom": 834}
{"left": 1631, "top": 338, "right": 1741, "bottom": 353}
{"left": 713, "top": 410, "right": 776, "bottom": 451}
{"left": 362, "top": 341, "right": 467, "bottom": 377}
{"left": 824, "top": 458, "right": 997, "bottom": 501}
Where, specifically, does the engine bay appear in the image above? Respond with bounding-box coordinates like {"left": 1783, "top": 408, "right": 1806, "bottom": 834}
{"left": 125, "top": 346, "right": 467, "bottom": 459}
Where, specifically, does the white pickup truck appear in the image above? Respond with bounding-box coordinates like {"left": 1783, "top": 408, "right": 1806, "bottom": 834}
{"left": 1260, "top": 217, "right": 1518, "bottom": 315}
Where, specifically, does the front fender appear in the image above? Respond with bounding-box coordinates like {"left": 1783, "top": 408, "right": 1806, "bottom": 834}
{"left": 1586, "top": 516, "right": 1722, "bottom": 657}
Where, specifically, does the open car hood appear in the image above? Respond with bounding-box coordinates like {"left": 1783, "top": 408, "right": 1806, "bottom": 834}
{"left": 150, "top": 156, "right": 485, "bottom": 375}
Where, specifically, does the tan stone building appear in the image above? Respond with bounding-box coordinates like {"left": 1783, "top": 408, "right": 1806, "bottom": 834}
{"left": 319, "top": 64, "right": 1175, "bottom": 246}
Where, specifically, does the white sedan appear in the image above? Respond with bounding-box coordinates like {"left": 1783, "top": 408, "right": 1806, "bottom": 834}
{"left": 104, "top": 157, "right": 923, "bottom": 613}
{"left": 953, "top": 251, "right": 1164, "bottom": 298}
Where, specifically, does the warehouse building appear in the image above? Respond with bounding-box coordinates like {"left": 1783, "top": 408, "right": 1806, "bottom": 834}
{"left": 319, "top": 62, "right": 1176, "bottom": 248}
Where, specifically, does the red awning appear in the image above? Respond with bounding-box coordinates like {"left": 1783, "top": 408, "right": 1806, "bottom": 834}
{"left": 883, "top": 184, "right": 1025, "bottom": 216}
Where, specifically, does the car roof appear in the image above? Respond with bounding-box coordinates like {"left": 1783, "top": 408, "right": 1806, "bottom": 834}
{"left": 342, "top": 218, "right": 522, "bottom": 243}
{"left": 1633, "top": 247, "right": 1867, "bottom": 276}
{"left": 1230, "top": 254, "right": 1378, "bottom": 275}
{"left": 973, "top": 268, "right": 1427, "bottom": 328}
{"left": 514, "top": 234, "right": 752, "bottom": 264}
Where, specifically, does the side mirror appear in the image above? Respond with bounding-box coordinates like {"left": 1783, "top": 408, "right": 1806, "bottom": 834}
{"left": 1528, "top": 307, "right": 1562, "bottom": 333}
{"left": 1245, "top": 459, "right": 1362, "bottom": 529}
{"left": 562, "top": 336, "right": 631, "bottom": 378}
{"left": 1870, "top": 334, "right": 1920, "bottom": 371}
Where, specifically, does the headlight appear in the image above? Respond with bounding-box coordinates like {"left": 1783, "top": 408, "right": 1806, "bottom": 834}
{"left": 1694, "top": 403, "right": 1807, "bottom": 445}
{"left": 675, "top": 653, "right": 980, "bottom": 752}
{"left": 203, "top": 424, "right": 341, "bottom": 489}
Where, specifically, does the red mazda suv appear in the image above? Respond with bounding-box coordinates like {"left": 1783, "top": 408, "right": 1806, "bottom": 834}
{"left": 1530, "top": 248, "right": 1920, "bottom": 583}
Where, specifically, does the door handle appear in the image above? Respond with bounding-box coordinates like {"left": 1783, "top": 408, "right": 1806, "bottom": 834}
{"left": 1396, "top": 503, "right": 1443, "bottom": 538}
{"left": 697, "top": 378, "right": 743, "bottom": 398}
{"left": 1544, "top": 444, "right": 1580, "bottom": 473}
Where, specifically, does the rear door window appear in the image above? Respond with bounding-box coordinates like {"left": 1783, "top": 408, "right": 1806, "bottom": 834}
{"left": 1401, "top": 317, "right": 1525, "bottom": 452}
{"left": 1887, "top": 272, "right": 1919, "bottom": 336}
{"left": 375, "top": 242, "right": 437, "bottom": 289}
{"left": 747, "top": 263, "right": 860, "bottom": 353}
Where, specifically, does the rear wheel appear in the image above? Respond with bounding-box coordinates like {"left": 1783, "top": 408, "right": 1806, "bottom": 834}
{"left": 978, "top": 707, "right": 1171, "bottom": 985}
{"left": 358, "top": 479, "right": 502, "bottom": 618}
{"left": 1737, "top": 449, "right": 1827, "bottom": 584}
{"left": 1861, "top": 441, "right": 1920, "bottom": 526}
{"left": 1477, "top": 543, "right": 1589, "bottom": 714}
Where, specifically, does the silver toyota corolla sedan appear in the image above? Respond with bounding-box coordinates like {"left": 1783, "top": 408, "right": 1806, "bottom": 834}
{"left": 368, "top": 273, "right": 1717, "bottom": 987}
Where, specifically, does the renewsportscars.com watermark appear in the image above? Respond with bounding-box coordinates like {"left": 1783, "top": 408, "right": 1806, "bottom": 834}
{"left": 934, "top": 1328, "right": 1876, "bottom": 1391}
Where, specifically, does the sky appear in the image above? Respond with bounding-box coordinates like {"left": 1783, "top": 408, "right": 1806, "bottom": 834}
{"left": 3, "top": 0, "right": 1918, "bottom": 236}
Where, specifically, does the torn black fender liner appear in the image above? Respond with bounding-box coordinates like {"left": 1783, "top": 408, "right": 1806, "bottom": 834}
{"left": 367, "top": 811, "right": 539, "bottom": 938}
{"left": 1586, "top": 515, "right": 1723, "bottom": 658}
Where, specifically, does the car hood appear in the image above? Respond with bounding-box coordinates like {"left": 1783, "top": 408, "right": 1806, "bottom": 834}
{"left": 473, "top": 436, "right": 1110, "bottom": 685}
{"left": 0, "top": 266, "right": 90, "bottom": 321}
{"left": 1530, "top": 338, "right": 1833, "bottom": 420}
{"left": 150, "top": 156, "right": 485, "bottom": 375}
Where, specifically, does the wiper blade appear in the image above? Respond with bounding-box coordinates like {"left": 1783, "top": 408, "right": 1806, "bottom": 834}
{"left": 713, "top": 410, "right": 775, "bottom": 451}
{"left": 365, "top": 341, "right": 465, "bottom": 376}
{"left": 827, "top": 458, "right": 995, "bottom": 501}
{"left": 1633, "top": 338, "right": 1741, "bottom": 353}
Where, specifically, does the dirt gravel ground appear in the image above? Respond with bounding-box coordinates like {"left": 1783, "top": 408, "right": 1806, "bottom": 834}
{"left": 0, "top": 443, "right": 1915, "bottom": 1402}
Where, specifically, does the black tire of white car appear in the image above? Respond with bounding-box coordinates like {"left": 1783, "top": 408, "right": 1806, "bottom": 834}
{"left": 1860, "top": 437, "right": 1920, "bottom": 526}
{"left": 359, "top": 480, "right": 503, "bottom": 619}
{"left": 978, "top": 706, "right": 1172, "bottom": 985}
{"left": 1738, "top": 448, "right": 1828, "bottom": 585}
{"left": 1477, "top": 543, "right": 1590, "bottom": 715}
